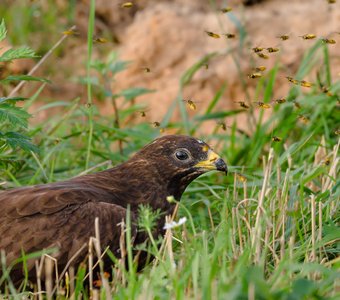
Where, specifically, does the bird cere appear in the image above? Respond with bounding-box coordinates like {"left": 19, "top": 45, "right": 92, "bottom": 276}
{"left": 0, "top": 135, "right": 227, "bottom": 283}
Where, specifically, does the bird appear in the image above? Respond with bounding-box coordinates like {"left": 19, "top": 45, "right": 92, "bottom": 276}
{"left": 0, "top": 135, "right": 227, "bottom": 285}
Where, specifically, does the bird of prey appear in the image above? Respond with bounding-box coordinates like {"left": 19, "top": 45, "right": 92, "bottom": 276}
{"left": 0, "top": 135, "right": 227, "bottom": 284}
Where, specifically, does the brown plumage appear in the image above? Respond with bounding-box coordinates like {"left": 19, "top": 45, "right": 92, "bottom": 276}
{"left": 0, "top": 135, "right": 227, "bottom": 284}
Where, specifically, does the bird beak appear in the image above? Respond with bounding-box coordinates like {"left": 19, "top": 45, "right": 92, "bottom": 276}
{"left": 194, "top": 150, "right": 228, "bottom": 175}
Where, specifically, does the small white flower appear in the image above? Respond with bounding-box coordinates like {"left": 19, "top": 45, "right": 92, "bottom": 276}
{"left": 163, "top": 217, "right": 187, "bottom": 230}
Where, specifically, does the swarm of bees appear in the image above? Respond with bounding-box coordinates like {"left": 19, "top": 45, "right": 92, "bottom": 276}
{"left": 205, "top": 31, "right": 220, "bottom": 39}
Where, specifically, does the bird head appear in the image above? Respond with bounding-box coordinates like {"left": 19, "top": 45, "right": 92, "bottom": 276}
{"left": 134, "top": 135, "right": 227, "bottom": 199}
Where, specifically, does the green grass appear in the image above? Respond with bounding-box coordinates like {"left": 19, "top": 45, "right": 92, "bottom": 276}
{"left": 0, "top": 1, "right": 339, "bottom": 299}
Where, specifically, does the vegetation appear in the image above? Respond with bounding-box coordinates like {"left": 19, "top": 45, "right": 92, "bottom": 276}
{"left": 0, "top": 1, "right": 339, "bottom": 299}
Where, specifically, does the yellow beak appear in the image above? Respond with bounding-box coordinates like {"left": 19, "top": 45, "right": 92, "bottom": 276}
{"left": 194, "top": 150, "right": 228, "bottom": 174}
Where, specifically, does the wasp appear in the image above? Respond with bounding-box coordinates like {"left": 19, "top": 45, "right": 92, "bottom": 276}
{"left": 121, "top": 2, "right": 133, "bottom": 8}
{"left": 182, "top": 99, "right": 197, "bottom": 110}
{"left": 205, "top": 31, "right": 220, "bottom": 38}
{"left": 266, "top": 47, "right": 279, "bottom": 53}
{"left": 254, "top": 66, "right": 266, "bottom": 72}
{"left": 248, "top": 72, "right": 262, "bottom": 79}
{"left": 257, "top": 53, "right": 269, "bottom": 59}
{"left": 254, "top": 101, "right": 271, "bottom": 109}
{"left": 234, "top": 101, "right": 250, "bottom": 109}
{"left": 300, "top": 80, "right": 313, "bottom": 88}
{"left": 272, "top": 136, "right": 282, "bottom": 142}
{"left": 224, "top": 33, "right": 236, "bottom": 39}
{"left": 321, "top": 38, "right": 336, "bottom": 44}
{"left": 220, "top": 7, "right": 232, "bottom": 13}
{"left": 278, "top": 34, "right": 289, "bottom": 41}
{"left": 300, "top": 34, "right": 316, "bottom": 40}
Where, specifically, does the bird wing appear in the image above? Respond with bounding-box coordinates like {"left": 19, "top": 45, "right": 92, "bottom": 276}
{"left": 0, "top": 183, "right": 136, "bottom": 279}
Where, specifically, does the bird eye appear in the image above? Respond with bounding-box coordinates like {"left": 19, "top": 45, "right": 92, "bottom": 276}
{"left": 175, "top": 150, "right": 189, "bottom": 161}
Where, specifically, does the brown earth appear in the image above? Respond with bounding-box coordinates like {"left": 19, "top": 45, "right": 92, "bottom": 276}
{"left": 2, "top": 0, "right": 340, "bottom": 132}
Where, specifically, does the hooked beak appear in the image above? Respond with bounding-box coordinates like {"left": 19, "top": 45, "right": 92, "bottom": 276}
{"left": 194, "top": 150, "right": 228, "bottom": 175}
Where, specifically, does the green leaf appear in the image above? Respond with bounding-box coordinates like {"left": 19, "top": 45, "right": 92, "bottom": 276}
{"left": 0, "top": 19, "right": 6, "bottom": 42}
{"left": 0, "top": 104, "right": 31, "bottom": 128}
{"left": 0, "top": 46, "right": 37, "bottom": 62}
{"left": 1, "top": 75, "right": 51, "bottom": 83}
{"left": 118, "top": 87, "right": 155, "bottom": 101}
{"left": 0, "top": 131, "right": 38, "bottom": 152}
{"left": 0, "top": 97, "right": 28, "bottom": 104}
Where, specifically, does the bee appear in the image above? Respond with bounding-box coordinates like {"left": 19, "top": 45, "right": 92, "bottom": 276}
{"left": 254, "top": 66, "right": 266, "bottom": 72}
{"left": 286, "top": 76, "right": 299, "bottom": 85}
{"left": 62, "top": 29, "right": 79, "bottom": 36}
{"left": 235, "top": 173, "right": 247, "bottom": 182}
{"left": 234, "top": 101, "right": 250, "bottom": 109}
{"left": 257, "top": 53, "right": 269, "bottom": 59}
{"left": 334, "top": 129, "right": 340, "bottom": 135}
{"left": 300, "top": 80, "right": 313, "bottom": 88}
{"left": 321, "top": 86, "right": 333, "bottom": 96}
{"left": 152, "top": 121, "right": 161, "bottom": 127}
{"left": 182, "top": 99, "right": 197, "bottom": 110}
{"left": 141, "top": 67, "right": 151, "bottom": 73}
{"left": 252, "top": 47, "right": 264, "bottom": 53}
{"left": 274, "top": 97, "right": 286, "bottom": 104}
{"left": 203, "top": 63, "right": 209, "bottom": 69}
{"left": 298, "top": 114, "right": 309, "bottom": 124}
{"left": 266, "top": 47, "right": 279, "bottom": 53}
{"left": 321, "top": 38, "right": 336, "bottom": 44}
{"left": 205, "top": 31, "right": 220, "bottom": 39}
{"left": 248, "top": 72, "right": 262, "bottom": 79}
{"left": 272, "top": 136, "right": 282, "bottom": 142}
{"left": 220, "top": 7, "right": 232, "bottom": 13}
{"left": 254, "top": 101, "right": 271, "bottom": 109}
{"left": 93, "top": 37, "right": 108, "bottom": 43}
{"left": 323, "top": 158, "right": 331, "bottom": 166}
{"left": 327, "top": 0, "right": 336, "bottom": 3}
{"left": 224, "top": 33, "right": 236, "bottom": 39}
{"left": 278, "top": 34, "right": 290, "bottom": 41}
{"left": 217, "top": 121, "right": 227, "bottom": 131}
{"left": 139, "top": 110, "right": 149, "bottom": 117}
{"left": 121, "top": 2, "right": 133, "bottom": 8}
{"left": 300, "top": 34, "right": 317, "bottom": 40}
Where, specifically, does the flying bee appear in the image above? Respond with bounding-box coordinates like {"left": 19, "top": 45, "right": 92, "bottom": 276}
{"left": 300, "top": 34, "right": 316, "bottom": 40}
{"left": 300, "top": 80, "right": 313, "bottom": 87}
{"left": 293, "top": 101, "right": 301, "bottom": 109}
{"left": 274, "top": 97, "right": 286, "bottom": 104}
{"left": 205, "top": 31, "right": 220, "bottom": 38}
{"left": 248, "top": 72, "right": 262, "bottom": 79}
{"left": 141, "top": 67, "right": 151, "bottom": 73}
{"left": 152, "top": 121, "right": 161, "bottom": 128}
{"left": 321, "top": 38, "right": 336, "bottom": 44}
{"left": 93, "top": 37, "right": 108, "bottom": 43}
{"left": 220, "top": 7, "right": 232, "bottom": 13}
{"left": 203, "top": 63, "right": 209, "bottom": 69}
{"left": 217, "top": 121, "right": 227, "bottom": 131}
{"left": 224, "top": 33, "right": 236, "bottom": 39}
{"left": 272, "top": 136, "right": 282, "bottom": 142}
{"left": 121, "top": 2, "right": 133, "bottom": 8}
{"left": 266, "top": 47, "right": 280, "bottom": 53}
{"left": 139, "top": 110, "right": 149, "bottom": 117}
{"left": 62, "top": 29, "right": 79, "bottom": 36}
{"left": 298, "top": 114, "right": 309, "bottom": 124}
{"left": 253, "top": 101, "right": 271, "bottom": 109}
{"left": 235, "top": 173, "right": 247, "bottom": 182}
{"left": 278, "top": 34, "right": 290, "bottom": 41}
{"left": 321, "top": 86, "right": 333, "bottom": 96}
{"left": 234, "top": 101, "right": 250, "bottom": 109}
{"left": 252, "top": 47, "right": 264, "bottom": 53}
{"left": 334, "top": 129, "right": 340, "bottom": 135}
{"left": 323, "top": 157, "right": 331, "bottom": 166}
{"left": 257, "top": 53, "right": 269, "bottom": 59}
{"left": 182, "top": 99, "right": 197, "bottom": 110}
{"left": 286, "top": 76, "right": 299, "bottom": 85}
{"left": 254, "top": 66, "right": 266, "bottom": 72}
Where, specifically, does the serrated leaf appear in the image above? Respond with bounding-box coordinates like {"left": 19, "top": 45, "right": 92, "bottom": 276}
{"left": 0, "top": 97, "right": 28, "bottom": 104}
{"left": 0, "top": 46, "right": 37, "bottom": 62}
{"left": 1, "top": 131, "right": 38, "bottom": 152}
{"left": 118, "top": 87, "right": 155, "bottom": 101}
{"left": 0, "top": 104, "right": 31, "bottom": 128}
{"left": 1, "top": 75, "right": 50, "bottom": 83}
{"left": 0, "top": 19, "right": 6, "bottom": 42}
